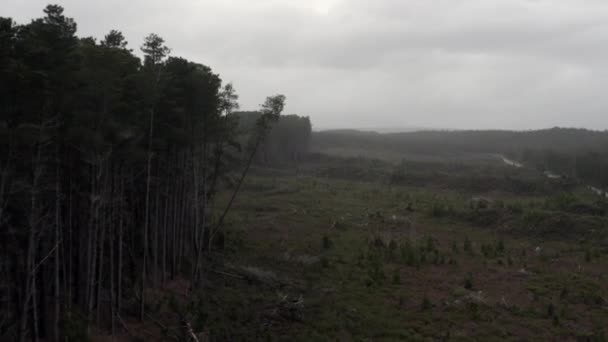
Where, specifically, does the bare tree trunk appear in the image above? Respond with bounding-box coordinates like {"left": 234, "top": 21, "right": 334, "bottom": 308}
{"left": 19, "top": 141, "right": 44, "bottom": 342}
{"left": 117, "top": 174, "right": 124, "bottom": 316}
{"left": 177, "top": 155, "right": 188, "bottom": 275}
{"left": 109, "top": 229, "right": 115, "bottom": 337}
{"left": 109, "top": 170, "right": 116, "bottom": 337}
{"left": 85, "top": 167, "right": 94, "bottom": 317}
{"left": 191, "top": 147, "right": 201, "bottom": 286}
{"left": 66, "top": 179, "right": 73, "bottom": 313}
{"left": 54, "top": 147, "right": 61, "bottom": 342}
{"left": 19, "top": 229, "right": 35, "bottom": 342}
{"left": 63, "top": 171, "right": 73, "bottom": 334}
{"left": 199, "top": 144, "right": 208, "bottom": 271}
{"left": 32, "top": 270, "right": 39, "bottom": 342}
{"left": 162, "top": 181, "right": 169, "bottom": 285}
{"left": 171, "top": 164, "right": 179, "bottom": 280}
{"left": 96, "top": 211, "right": 106, "bottom": 326}
{"left": 87, "top": 161, "right": 100, "bottom": 330}
{"left": 153, "top": 181, "right": 160, "bottom": 286}
{"left": 0, "top": 139, "right": 11, "bottom": 244}
{"left": 141, "top": 107, "right": 155, "bottom": 321}
{"left": 0, "top": 144, "right": 11, "bottom": 328}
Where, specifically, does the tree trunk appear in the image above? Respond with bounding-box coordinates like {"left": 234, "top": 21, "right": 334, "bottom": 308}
{"left": 141, "top": 107, "right": 155, "bottom": 321}
{"left": 109, "top": 170, "right": 116, "bottom": 337}
{"left": 153, "top": 180, "right": 160, "bottom": 285}
{"left": 162, "top": 181, "right": 169, "bottom": 285}
{"left": 54, "top": 147, "right": 61, "bottom": 342}
{"left": 19, "top": 141, "right": 44, "bottom": 342}
{"left": 117, "top": 172, "right": 124, "bottom": 317}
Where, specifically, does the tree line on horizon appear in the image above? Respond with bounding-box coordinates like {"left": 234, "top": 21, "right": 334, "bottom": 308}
{"left": 313, "top": 128, "right": 608, "bottom": 188}
{"left": 0, "top": 5, "right": 311, "bottom": 341}
{"left": 234, "top": 111, "right": 312, "bottom": 164}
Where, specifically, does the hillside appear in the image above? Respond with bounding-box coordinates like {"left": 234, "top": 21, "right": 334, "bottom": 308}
{"left": 313, "top": 128, "right": 608, "bottom": 188}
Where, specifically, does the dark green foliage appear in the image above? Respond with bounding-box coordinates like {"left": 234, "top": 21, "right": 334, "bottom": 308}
{"left": 368, "top": 259, "right": 386, "bottom": 285}
{"left": 507, "top": 202, "right": 524, "bottom": 214}
{"left": 0, "top": 6, "right": 288, "bottom": 340}
{"left": 392, "top": 271, "right": 401, "bottom": 285}
{"left": 496, "top": 239, "right": 505, "bottom": 253}
{"left": 546, "top": 303, "right": 555, "bottom": 318}
{"left": 429, "top": 202, "right": 452, "bottom": 218}
{"left": 420, "top": 295, "right": 432, "bottom": 311}
{"left": 481, "top": 243, "right": 494, "bottom": 258}
{"left": 464, "top": 272, "right": 473, "bottom": 290}
{"left": 425, "top": 236, "right": 435, "bottom": 252}
{"left": 388, "top": 239, "right": 398, "bottom": 261}
{"left": 585, "top": 249, "right": 592, "bottom": 262}
{"left": 60, "top": 312, "right": 90, "bottom": 342}
{"left": 552, "top": 315, "right": 560, "bottom": 326}
{"left": 373, "top": 237, "right": 385, "bottom": 248}
{"left": 322, "top": 235, "right": 333, "bottom": 250}
{"left": 463, "top": 237, "right": 473, "bottom": 255}
{"left": 451, "top": 241, "right": 459, "bottom": 254}
{"left": 400, "top": 239, "right": 417, "bottom": 266}
{"left": 468, "top": 302, "right": 480, "bottom": 320}
{"left": 321, "top": 256, "right": 330, "bottom": 268}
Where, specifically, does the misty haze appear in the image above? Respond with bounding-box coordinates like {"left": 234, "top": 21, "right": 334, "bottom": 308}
{"left": 1, "top": 1, "right": 608, "bottom": 341}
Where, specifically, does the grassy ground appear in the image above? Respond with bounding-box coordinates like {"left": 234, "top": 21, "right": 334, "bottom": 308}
{"left": 198, "top": 156, "right": 607, "bottom": 341}
{"left": 100, "top": 156, "right": 608, "bottom": 341}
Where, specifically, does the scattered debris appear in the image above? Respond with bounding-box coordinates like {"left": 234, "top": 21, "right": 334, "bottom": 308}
{"left": 499, "top": 155, "right": 523, "bottom": 168}
{"left": 264, "top": 293, "right": 305, "bottom": 326}
{"left": 500, "top": 296, "right": 509, "bottom": 307}
{"left": 295, "top": 254, "right": 321, "bottom": 265}
{"left": 471, "top": 197, "right": 494, "bottom": 209}
{"left": 389, "top": 214, "right": 412, "bottom": 225}
{"left": 183, "top": 320, "right": 201, "bottom": 342}
{"left": 466, "top": 290, "right": 485, "bottom": 304}
{"left": 241, "top": 266, "right": 280, "bottom": 285}
{"left": 544, "top": 171, "right": 561, "bottom": 179}
{"left": 448, "top": 289, "right": 485, "bottom": 306}
{"left": 221, "top": 264, "right": 288, "bottom": 287}
{"left": 367, "top": 211, "right": 385, "bottom": 222}
{"left": 589, "top": 186, "right": 608, "bottom": 198}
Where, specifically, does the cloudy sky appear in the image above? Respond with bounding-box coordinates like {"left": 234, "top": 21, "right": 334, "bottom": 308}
{"left": 4, "top": 0, "right": 608, "bottom": 130}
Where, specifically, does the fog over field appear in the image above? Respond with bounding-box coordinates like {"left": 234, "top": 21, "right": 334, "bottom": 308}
{"left": 5, "top": 0, "right": 608, "bottom": 130}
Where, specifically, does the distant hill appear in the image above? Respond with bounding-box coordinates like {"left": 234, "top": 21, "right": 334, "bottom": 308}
{"left": 313, "top": 127, "right": 608, "bottom": 155}
{"left": 312, "top": 127, "right": 608, "bottom": 187}
{"left": 315, "top": 126, "right": 433, "bottom": 133}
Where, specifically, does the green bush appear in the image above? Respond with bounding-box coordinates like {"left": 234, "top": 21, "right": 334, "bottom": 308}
{"left": 61, "top": 312, "right": 90, "bottom": 342}
{"left": 496, "top": 239, "right": 505, "bottom": 253}
{"left": 392, "top": 271, "right": 401, "bottom": 284}
{"left": 464, "top": 272, "right": 473, "bottom": 290}
{"left": 451, "top": 241, "right": 460, "bottom": 254}
{"left": 468, "top": 302, "right": 480, "bottom": 320}
{"left": 463, "top": 237, "right": 474, "bottom": 255}
{"left": 322, "top": 235, "right": 333, "bottom": 250}
{"left": 426, "top": 236, "right": 436, "bottom": 252}
{"left": 429, "top": 202, "right": 449, "bottom": 218}
{"left": 421, "top": 295, "right": 432, "bottom": 311}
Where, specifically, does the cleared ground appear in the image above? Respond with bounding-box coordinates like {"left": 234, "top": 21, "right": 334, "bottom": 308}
{"left": 100, "top": 156, "right": 608, "bottom": 341}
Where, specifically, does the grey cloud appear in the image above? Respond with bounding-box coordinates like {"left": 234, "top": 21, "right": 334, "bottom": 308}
{"left": 3, "top": 0, "right": 608, "bottom": 130}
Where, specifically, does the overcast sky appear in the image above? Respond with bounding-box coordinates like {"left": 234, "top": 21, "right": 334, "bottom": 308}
{"left": 4, "top": 0, "right": 608, "bottom": 131}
